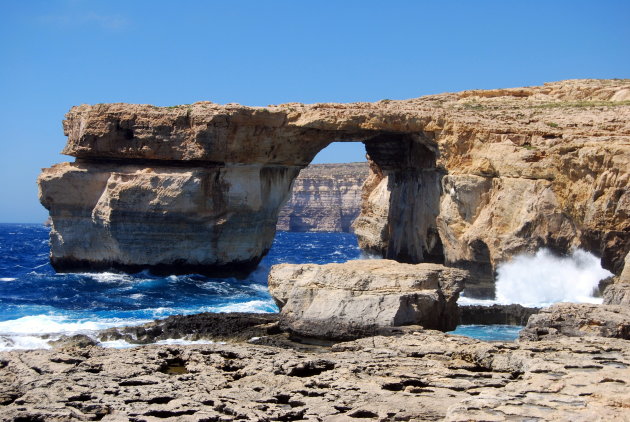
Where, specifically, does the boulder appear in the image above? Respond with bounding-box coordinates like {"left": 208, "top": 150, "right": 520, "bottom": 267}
{"left": 519, "top": 303, "right": 630, "bottom": 340}
{"left": 268, "top": 259, "right": 469, "bottom": 339}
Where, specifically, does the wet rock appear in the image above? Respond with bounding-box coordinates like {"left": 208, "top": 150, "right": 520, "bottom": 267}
{"left": 269, "top": 259, "right": 468, "bottom": 339}
{"left": 459, "top": 304, "right": 540, "bottom": 326}
{"left": 48, "top": 334, "right": 98, "bottom": 350}
{"left": 99, "top": 312, "right": 280, "bottom": 344}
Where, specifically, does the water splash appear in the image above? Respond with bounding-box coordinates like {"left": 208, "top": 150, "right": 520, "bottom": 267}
{"left": 495, "top": 249, "right": 612, "bottom": 307}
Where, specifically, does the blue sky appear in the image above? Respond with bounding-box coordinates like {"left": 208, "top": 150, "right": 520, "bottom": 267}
{"left": 1, "top": 0, "right": 629, "bottom": 223}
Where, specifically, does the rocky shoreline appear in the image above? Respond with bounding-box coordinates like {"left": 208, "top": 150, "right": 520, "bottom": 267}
{"left": 4, "top": 254, "right": 630, "bottom": 420}
{"left": 1, "top": 305, "right": 629, "bottom": 421}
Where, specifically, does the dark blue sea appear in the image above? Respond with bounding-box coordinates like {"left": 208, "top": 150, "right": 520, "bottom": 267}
{"left": 0, "top": 223, "right": 521, "bottom": 350}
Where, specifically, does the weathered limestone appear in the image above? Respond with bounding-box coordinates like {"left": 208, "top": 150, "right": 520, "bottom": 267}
{"left": 39, "top": 161, "right": 298, "bottom": 275}
{"left": 603, "top": 252, "right": 630, "bottom": 305}
{"left": 1, "top": 330, "right": 629, "bottom": 421}
{"left": 519, "top": 303, "right": 630, "bottom": 340}
{"left": 268, "top": 259, "right": 468, "bottom": 339}
{"left": 38, "top": 80, "right": 630, "bottom": 278}
{"left": 277, "top": 162, "right": 368, "bottom": 232}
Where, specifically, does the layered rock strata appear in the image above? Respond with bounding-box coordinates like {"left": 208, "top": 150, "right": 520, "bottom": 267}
{"left": 268, "top": 260, "right": 468, "bottom": 339}
{"left": 39, "top": 79, "right": 630, "bottom": 279}
{"left": 1, "top": 331, "right": 629, "bottom": 421}
{"left": 276, "top": 162, "right": 369, "bottom": 232}
{"left": 39, "top": 161, "right": 298, "bottom": 275}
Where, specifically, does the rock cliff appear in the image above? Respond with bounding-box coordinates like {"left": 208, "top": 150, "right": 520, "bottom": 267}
{"left": 39, "top": 79, "right": 630, "bottom": 281}
{"left": 276, "top": 162, "right": 368, "bottom": 232}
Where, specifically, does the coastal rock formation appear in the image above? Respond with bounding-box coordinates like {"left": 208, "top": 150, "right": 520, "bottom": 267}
{"left": 604, "top": 252, "right": 630, "bottom": 305}
{"left": 39, "top": 79, "right": 630, "bottom": 279}
{"left": 1, "top": 331, "right": 629, "bottom": 420}
{"left": 268, "top": 260, "right": 468, "bottom": 338}
{"left": 458, "top": 304, "right": 540, "bottom": 326}
{"left": 39, "top": 161, "right": 298, "bottom": 275}
{"left": 519, "top": 303, "right": 630, "bottom": 340}
{"left": 276, "top": 163, "right": 368, "bottom": 232}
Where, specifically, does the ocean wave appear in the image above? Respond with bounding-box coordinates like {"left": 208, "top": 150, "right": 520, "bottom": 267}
{"left": 0, "top": 277, "right": 16, "bottom": 282}
{"left": 205, "top": 299, "right": 278, "bottom": 313}
{"left": 0, "top": 314, "right": 151, "bottom": 335}
{"left": 457, "top": 296, "right": 501, "bottom": 306}
{"left": 0, "top": 334, "right": 53, "bottom": 352}
{"left": 79, "top": 272, "right": 135, "bottom": 284}
{"left": 495, "top": 249, "right": 610, "bottom": 307}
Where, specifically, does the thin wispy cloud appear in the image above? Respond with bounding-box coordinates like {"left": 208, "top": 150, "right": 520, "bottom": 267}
{"left": 39, "top": 11, "right": 129, "bottom": 31}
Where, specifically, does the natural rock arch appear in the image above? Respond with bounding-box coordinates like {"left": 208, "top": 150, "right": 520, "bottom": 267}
{"left": 39, "top": 80, "right": 630, "bottom": 294}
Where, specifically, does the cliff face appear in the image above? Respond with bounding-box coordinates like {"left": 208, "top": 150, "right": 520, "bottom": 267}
{"left": 276, "top": 162, "right": 368, "bottom": 232}
{"left": 38, "top": 79, "right": 630, "bottom": 282}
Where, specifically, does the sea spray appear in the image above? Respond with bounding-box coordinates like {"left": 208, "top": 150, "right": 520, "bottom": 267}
{"left": 495, "top": 248, "right": 612, "bottom": 307}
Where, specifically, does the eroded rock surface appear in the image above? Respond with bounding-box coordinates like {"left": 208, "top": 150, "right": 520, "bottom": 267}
{"left": 277, "top": 162, "right": 369, "bottom": 232}
{"left": 39, "top": 79, "right": 630, "bottom": 277}
{"left": 1, "top": 331, "right": 629, "bottom": 421}
{"left": 268, "top": 260, "right": 468, "bottom": 339}
{"left": 604, "top": 252, "right": 630, "bottom": 305}
{"left": 520, "top": 303, "right": 630, "bottom": 340}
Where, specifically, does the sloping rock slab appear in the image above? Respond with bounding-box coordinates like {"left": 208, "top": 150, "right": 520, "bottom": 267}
{"left": 268, "top": 259, "right": 469, "bottom": 340}
{"left": 520, "top": 303, "right": 630, "bottom": 340}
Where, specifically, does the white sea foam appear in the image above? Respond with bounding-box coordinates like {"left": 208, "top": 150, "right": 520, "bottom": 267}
{"left": 461, "top": 248, "right": 612, "bottom": 307}
{"left": 98, "top": 338, "right": 221, "bottom": 349}
{"left": 359, "top": 251, "right": 381, "bottom": 260}
{"left": 0, "top": 335, "right": 53, "bottom": 352}
{"left": 74, "top": 272, "right": 134, "bottom": 283}
{"left": 495, "top": 249, "right": 611, "bottom": 307}
{"left": 457, "top": 296, "right": 501, "bottom": 306}
{"left": 0, "top": 314, "right": 150, "bottom": 335}
{"left": 0, "top": 277, "right": 16, "bottom": 282}
{"left": 0, "top": 314, "right": 152, "bottom": 351}
{"left": 154, "top": 338, "right": 219, "bottom": 346}
{"left": 209, "top": 299, "right": 277, "bottom": 313}
{"left": 97, "top": 339, "right": 139, "bottom": 349}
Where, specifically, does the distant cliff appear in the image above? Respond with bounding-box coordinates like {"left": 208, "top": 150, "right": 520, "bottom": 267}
{"left": 277, "top": 163, "right": 369, "bottom": 232}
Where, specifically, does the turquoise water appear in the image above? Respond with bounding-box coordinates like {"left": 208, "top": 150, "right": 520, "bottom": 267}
{"left": 449, "top": 324, "right": 522, "bottom": 341}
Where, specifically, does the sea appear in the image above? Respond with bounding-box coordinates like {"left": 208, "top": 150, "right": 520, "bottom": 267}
{"left": 0, "top": 223, "right": 611, "bottom": 351}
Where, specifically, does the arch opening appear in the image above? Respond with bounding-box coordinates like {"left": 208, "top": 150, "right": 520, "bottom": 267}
{"left": 275, "top": 132, "right": 445, "bottom": 266}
